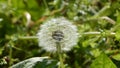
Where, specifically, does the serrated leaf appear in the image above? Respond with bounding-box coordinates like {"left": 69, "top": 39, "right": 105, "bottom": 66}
{"left": 90, "top": 53, "right": 117, "bottom": 68}
{"left": 10, "top": 57, "right": 58, "bottom": 68}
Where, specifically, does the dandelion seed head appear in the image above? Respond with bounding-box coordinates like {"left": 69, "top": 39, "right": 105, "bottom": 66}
{"left": 52, "top": 30, "right": 64, "bottom": 42}
{"left": 37, "top": 17, "right": 79, "bottom": 52}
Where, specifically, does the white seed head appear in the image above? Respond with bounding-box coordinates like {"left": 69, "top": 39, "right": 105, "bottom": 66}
{"left": 37, "top": 17, "right": 79, "bottom": 52}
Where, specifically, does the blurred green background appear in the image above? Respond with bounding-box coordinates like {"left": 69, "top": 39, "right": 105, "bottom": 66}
{"left": 0, "top": 0, "right": 120, "bottom": 68}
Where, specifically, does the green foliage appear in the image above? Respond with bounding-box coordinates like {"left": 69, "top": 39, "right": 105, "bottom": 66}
{"left": 0, "top": 0, "right": 120, "bottom": 68}
{"left": 90, "top": 53, "right": 117, "bottom": 68}
{"left": 112, "top": 53, "right": 120, "bottom": 61}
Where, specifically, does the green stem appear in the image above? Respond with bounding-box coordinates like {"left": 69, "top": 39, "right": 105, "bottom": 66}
{"left": 8, "top": 0, "right": 12, "bottom": 7}
{"left": 56, "top": 42, "right": 64, "bottom": 68}
{"left": 43, "top": 0, "right": 49, "bottom": 10}
{"left": 18, "top": 36, "right": 38, "bottom": 40}
{"left": 9, "top": 43, "right": 12, "bottom": 66}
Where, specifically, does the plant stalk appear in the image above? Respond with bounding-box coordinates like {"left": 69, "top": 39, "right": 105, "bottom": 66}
{"left": 56, "top": 42, "right": 64, "bottom": 68}
{"left": 9, "top": 42, "right": 12, "bottom": 66}
{"left": 43, "top": 0, "right": 49, "bottom": 10}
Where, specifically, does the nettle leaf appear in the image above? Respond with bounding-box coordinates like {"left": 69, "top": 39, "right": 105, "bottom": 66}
{"left": 10, "top": 57, "right": 58, "bottom": 68}
{"left": 90, "top": 53, "right": 117, "bottom": 68}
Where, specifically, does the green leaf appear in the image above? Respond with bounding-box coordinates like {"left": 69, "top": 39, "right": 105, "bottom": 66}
{"left": 0, "top": 13, "right": 14, "bottom": 38}
{"left": 115, "top": 30, "right": 120, "bottom": 40}
{"left": 116, "top": 11, "right": 120, "bottom": 24}
{"left": 10, "top": 57, "right": 58, "bottom": 68}
{"left": 112, "top": 54, "right": 120, "bottom": 61}
{"left": 91, "top": 49, "right": 101, "bottom": 57}
{"left": 90, "top": 53, "right": 117, "bottom": 68}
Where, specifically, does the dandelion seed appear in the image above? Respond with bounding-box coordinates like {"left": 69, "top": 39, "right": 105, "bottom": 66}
{"left": 37, "top": 17, "right": 79, "bottom": 52}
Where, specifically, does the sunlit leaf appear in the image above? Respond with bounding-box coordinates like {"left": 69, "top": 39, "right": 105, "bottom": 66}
{"left": 112, "top": 54, "right": 120, "bottom": 61}
{"left": 90, "top": 53, "right": 117, "bottom": 68}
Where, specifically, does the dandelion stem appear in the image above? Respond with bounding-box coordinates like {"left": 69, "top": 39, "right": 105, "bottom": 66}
{"left": 56, "top": 42, "right": 64, "bottom": 68}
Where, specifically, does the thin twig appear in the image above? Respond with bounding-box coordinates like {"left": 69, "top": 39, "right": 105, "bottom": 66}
{"left": 83, "top": 32, "right": 115, "bottom": 36}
